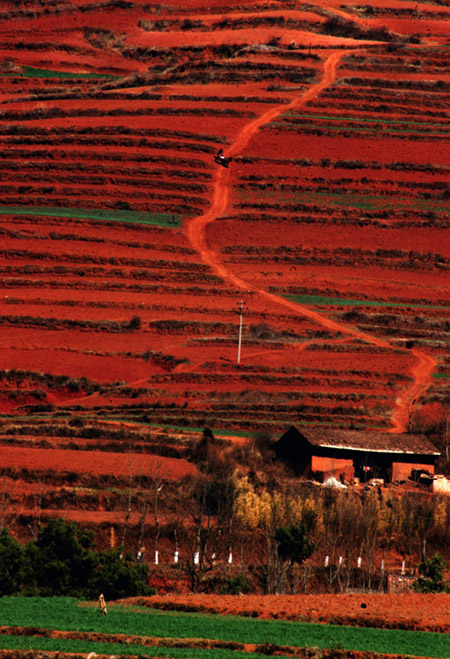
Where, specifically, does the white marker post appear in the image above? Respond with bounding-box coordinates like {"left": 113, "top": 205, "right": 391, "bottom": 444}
{"left": 236, "top": 299, "right": 248, "bottom": 364}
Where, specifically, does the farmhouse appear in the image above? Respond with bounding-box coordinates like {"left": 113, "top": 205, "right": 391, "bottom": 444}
{"left": 272, "top": 426, "right": 440, "bottom": 484}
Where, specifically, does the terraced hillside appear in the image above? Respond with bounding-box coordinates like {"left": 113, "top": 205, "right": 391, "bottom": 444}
{"left": 0, "top": 0, "right": 449, "bottom": 539}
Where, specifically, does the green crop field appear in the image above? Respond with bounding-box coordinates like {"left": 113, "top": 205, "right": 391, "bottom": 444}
{"left": 0, "top": 637, "right": 256, "bottom": 659}
{"left": 1, "top": 597, "right": 450, "bottom": 658}
{"left": 238, "top": 187, "right": 450, "bottom": 214}
{"left": 1, "top": 66, "right": 117, "bottom": 79}
{"left": 284, "top": 294, "right": 450, "bottom": 310}
{"left": 0, "top": 206, "right": 181, "bottom": 227}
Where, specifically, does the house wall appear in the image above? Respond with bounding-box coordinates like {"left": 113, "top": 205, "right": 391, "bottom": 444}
{"left": 392, "top": 461, "right": 435, "bottom": 482}
{"left": 311, "top": 456, "right": 354, "bottom": 482}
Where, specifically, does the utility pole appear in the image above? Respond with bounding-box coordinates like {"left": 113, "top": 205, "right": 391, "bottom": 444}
{"left": 445, "top": 407, "right": 449, "bottom": 462}
{"left": 236, "top": 299, "right": 247, "bottom": 365}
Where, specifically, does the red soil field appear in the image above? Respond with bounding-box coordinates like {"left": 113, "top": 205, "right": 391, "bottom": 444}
{"left": 134, "top": 592, "right": 450, "bottom": 632}
{"left": 1, "top": 446, "right": 196, "bottom": 480}
{"left": 243, "top": 130, "right": 450, "bottom": 166}
{"left": 0, "top": 0, "right": 449, "bottom": 563}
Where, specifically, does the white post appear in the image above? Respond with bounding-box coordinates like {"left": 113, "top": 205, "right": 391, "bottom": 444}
{"left": 446, "top": 408, "right": 449, "bottom": 461}
{"left": 357, "top": 556, "right": 362, "bottom": 568}
{"left": 237, "top": 300, "right": 244, "bottom": 364}
{"left": 154, "top": 550, "right": 159, "bottom": 565}
{"left": 174, "top": 550, "right": 179, "bottom": 564}
{"left": 401, "top": 559, "right": 405, "bottom": 575}
{"left": 194, "top": 551, "right": 200, "bottom": 565}
{"left": 338, "top": 556, "right": 343, "bottom": 567}
{"left": 324, "top": 555, "right": 329, "bottom": 567}
{"left": 228, "top": 552, "right": 233, "bottom": 564}
{"left": 381, "top": 558, "right": 385, "bottom": 571}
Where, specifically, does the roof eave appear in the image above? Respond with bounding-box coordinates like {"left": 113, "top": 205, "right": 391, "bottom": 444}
{"left": 317, "top": 443, "right": 440, "bottom": 456}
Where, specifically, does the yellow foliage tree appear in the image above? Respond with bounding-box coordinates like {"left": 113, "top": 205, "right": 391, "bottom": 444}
{"left": 234, "top": 479, "right": 322, "bottom": 536}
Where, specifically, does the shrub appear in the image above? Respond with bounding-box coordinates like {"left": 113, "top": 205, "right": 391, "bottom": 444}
{"left": 275, "top": 524, "right": 315, "bottom": 566}
{"left": 0, "top": 528, "right": 24, "bottom": 595}
{"left": 24, "top": 519, "right": 98, "bottom": 597}
{"left": 88, "top": 549, "right": 152, "bottom": 600}
{"left": 127, "top": 315, "right": 141, "bottom": 331}
{"left": 220, "top": 574, "right": 251, "bottom": 595}
{"left": 412, "top": 554, "right": 449, "bottom": 593}
{"left": 18, "top": 519, "right": 152, "bottom": 598}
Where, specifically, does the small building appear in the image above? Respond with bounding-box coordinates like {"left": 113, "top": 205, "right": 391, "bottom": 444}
{"left": 272, "top": 426, "right": 440, "bottom": 484}
{"left": 387, "top": 574, "right": 416, "bottom": 593}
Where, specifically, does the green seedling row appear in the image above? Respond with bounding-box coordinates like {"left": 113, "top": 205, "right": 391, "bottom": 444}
{"left": 1, "top": 66, "right": 117, "bottom": 79}
{"left": 0, "top": 598, "right": 450, "bottom": 658}
{"left": 0, "top": 206, "right": 181, "bottom": 228}
{"left": 285, "top": 294, "right": 450, "bottom": 311}
{"left": 239, "top": 187, "right": 450, "bottom": 214}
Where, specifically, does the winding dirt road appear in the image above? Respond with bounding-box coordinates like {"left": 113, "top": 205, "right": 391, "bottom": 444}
{"left": 186, "top": 51, "right": 436, "bottom": 433}
{"left": 391, "top": 348, "right": 437, "bottom": 433}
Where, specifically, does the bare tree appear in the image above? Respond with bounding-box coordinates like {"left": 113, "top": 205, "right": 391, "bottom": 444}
{"left": 120, "top": 452, "right": 134, "bottom": 550}
{"left": 0, "top": 475, "right": 15, "bottom": 531}
{"left": 179, "top": 452, "right": 237, "bottom": 592}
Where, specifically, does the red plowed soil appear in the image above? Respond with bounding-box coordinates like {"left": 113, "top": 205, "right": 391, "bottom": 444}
{"left": 1, "top": 446, "right": 196, "bottom": 479}
{"left": 133, "top": 593, "right": 450, "bottom": 632}
{"left": 0, "top": 0, "right": 449, "bottom": 545}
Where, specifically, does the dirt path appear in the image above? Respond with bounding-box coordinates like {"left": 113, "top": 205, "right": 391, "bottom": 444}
{"left": 390, "top": 348, "right": 437, "bottom": 433}
{"left": 186, "top": 50, "right": 437, "bottom": 433}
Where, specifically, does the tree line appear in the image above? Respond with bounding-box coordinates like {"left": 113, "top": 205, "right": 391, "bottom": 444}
{"left": 0, "top": 518, "right": 151, "bottom": 599}
{"left": 2, "top": 428, "right": 450, "bottom": 596}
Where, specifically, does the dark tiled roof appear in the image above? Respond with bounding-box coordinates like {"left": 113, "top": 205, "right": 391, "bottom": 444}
{"left": 285, "top": 426, "right": 439, "bottom": 456}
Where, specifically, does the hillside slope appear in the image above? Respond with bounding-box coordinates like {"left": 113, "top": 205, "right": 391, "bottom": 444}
{"left": 0, "top": 0, "right": 449, "bottom": 540}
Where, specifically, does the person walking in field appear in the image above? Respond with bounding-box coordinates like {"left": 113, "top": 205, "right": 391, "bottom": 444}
{"left": 98, "top": 593, "right": 107, "bottom": 616}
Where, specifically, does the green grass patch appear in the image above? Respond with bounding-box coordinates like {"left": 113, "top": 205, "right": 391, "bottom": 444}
{"left": 1, "top": 66, "right": 118, "bottom": 79}
{"left": 284, "top": 293, "right": 450, "bottom": 311}
{"left": 433, "top": 373, "right": 450, "bottom": 379}
{"left": 96, "top": 420, "right": 256, "bottom": 439}
{"left": 0, "top": 636, "right": 257, "bottom": 659}
{"left": 0, "top": 415, "right": 256, "bottom": 438}
{"left": 0, "top": 598, "right": 450, "bottom": 658}
{"left": 239, "top": 186, "right": 450, "bottom": 215}
{"left": 147, "top": 424, "right": 255, "bottom": 438}
{"left": 0, "top": 206, "right": 181, "bottom": 228}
